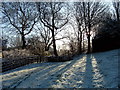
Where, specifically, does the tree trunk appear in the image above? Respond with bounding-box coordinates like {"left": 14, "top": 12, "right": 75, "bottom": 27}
{"left": 116, "top": 2, "right": 120, "bottom": 21}
{"left": 51, "top": 9, "right": 58, "bottom": 56}
{"left": 80, "top": 33, "right": 82, "bottom": 53}
{"left": 116, "top": 8, "right": 120, "bottom": 21}
{"left": 87, "top": 23, "right": 91, "bottom": 53}
{"left": 21, "top": 34, "right": 26, "bottom": 49}
{"left": 82, "top": 33, "right": 85, "bottom": 51}
{"left": 78, "top": 32, "right": 82, "bottom": 54}
{"left": 77, "top": 30, "right": 80, "bottom": 54}
{"left": 87, "top": 2, "right": 91, "bottom": 53}
{"left": 52, "top": 30, "right": 58, "bottom": 56}
{"left": 45, "top": 46, "right": 49, "bottom": 51}
{"left": 87, "top": 34, "right": 91, "bottom": 53}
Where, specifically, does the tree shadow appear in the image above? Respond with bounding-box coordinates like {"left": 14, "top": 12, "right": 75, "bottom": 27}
{"left": 92, "top": 51, "right": 118, "bottom": 88}
{"left": 50, "top": 55, "right": 87, "bottom": 88}
{"left": 81, "top": 53, "right": 105, "bottom": 88}
{"left": 49, "top": 51, "right": 118, "bottom": 88}
{"left": 48, "top": 54, "right": 105, "bottom": 88}
{"left": 90, "top": 54, "right": 105, "bottom": 88}
{"left": 14, "top": 58, "right": 78, "bottom": 88}
{"left": 34, "top": 59, "right": 78, "bottom": 88}
{"left": 82, "top": 54, "right": 93, "bottom": 88}
{"left": 2, "top": 63, "right": 62, "bottom": 88}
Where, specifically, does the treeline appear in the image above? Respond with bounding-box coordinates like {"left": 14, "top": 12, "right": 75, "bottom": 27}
{"left": 92, "top": 1, "right": 120, "bottom": 52}
{"left": 1, "top": 1, "right": 120, "bottom": 57}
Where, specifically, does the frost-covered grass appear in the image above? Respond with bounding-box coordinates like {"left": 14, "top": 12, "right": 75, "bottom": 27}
{"left": 1, "top": 49, "right": 119, "bottom": 88}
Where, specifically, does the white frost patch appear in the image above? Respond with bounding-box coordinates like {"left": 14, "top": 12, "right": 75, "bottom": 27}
{"left": 1, "top": 49, "right": 119, "bottom": 88}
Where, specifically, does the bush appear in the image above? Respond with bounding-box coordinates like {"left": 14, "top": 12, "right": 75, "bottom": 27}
{"left": 92, "top": 19, "right": 120, "bottom": 52}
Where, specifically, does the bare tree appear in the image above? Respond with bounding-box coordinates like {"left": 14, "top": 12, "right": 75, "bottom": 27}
{"left": 74, "top": 2, "right": 85, "bottom": 54}
{"left": 36, "top": 2, "right": 68, "bottom": 56}
{"left": 2, "top": 2, "right": 38, "bottom": 49}
{"left": 34, "top": 22, "right": 53, "bottom": 51}
{"left": 35, "top": 22, "right": 67, "bottom": 52}
{"left": 81, "top": 2, "right": 108, "bottom": 53}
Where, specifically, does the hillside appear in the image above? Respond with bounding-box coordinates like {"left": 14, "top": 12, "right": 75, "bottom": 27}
{"left": 2, "top": 49, "right": 119, "bottom": 88}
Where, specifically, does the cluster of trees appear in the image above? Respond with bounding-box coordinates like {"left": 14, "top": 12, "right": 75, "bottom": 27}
{"left": 2, "top": 2, "right": 69, "bottom": 56}
{"left": 1, "top": 1, "right": 120, "bottom": 56}
{"left": 73, "top": 2, "right": 108, "bottom": 53}
{"left": 92, "top": 1, "right": 120, "bottom": 52}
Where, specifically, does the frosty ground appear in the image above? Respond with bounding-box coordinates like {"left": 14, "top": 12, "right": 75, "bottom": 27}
{"left": 1, "top": 49, "right": 119, "bottom": 88}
